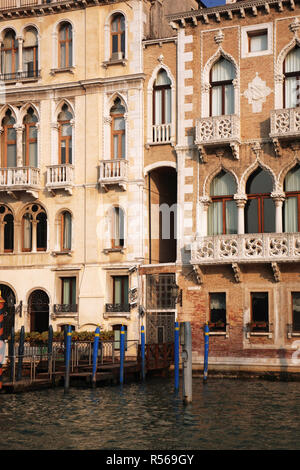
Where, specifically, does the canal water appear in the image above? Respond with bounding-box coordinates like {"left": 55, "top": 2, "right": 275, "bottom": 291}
{"left": 1, "top": 377, "right": 300, "bottom": 450}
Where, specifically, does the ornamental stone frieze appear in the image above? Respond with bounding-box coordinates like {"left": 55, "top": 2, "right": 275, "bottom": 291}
{"left": 243, "top": 73, "right": 272, "bottom": 113}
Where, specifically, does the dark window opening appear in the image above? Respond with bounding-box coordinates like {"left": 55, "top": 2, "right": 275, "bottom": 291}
{"left": 251, "top": 292, "right": 269, "bottom": 332}
{"left": 209, "top": 293, "right": 226, "bottom": 331}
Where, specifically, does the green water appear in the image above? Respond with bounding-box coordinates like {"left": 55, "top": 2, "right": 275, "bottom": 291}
{"left": 1, "top": 377, "right": 300, "bottom": 450}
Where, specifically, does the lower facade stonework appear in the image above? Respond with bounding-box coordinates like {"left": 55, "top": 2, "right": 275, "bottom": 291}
{"left": 177, "top": 262, "right": 300, "bottom": 374}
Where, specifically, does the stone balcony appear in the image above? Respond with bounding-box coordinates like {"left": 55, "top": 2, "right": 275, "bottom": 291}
{"left": 98, "top": 159, "right": 128, "bottom": 191}
{"left": 46, "top": 164, "right": 74, "bottom": 195}
{"left": 195, "top": 114, "right": 241, "bottom": 161}
{"left": 0, "top": 166, "right": 40, "bottom": 198}
{"left": 152, "top": 123, "right": 172, "bottom": 144}
{"left": 191, "top": 232, "right": 300, "bottom": 283}
{"left": 270, "top": 107, "right": 300, "bottom": 157}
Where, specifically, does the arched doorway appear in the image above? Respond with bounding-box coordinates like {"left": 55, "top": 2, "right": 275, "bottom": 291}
{"left": 0, "top": 284, "right": 16, "bottom": 339}
{"left": 29, "top": 290, "right": 49, "bottom": 333}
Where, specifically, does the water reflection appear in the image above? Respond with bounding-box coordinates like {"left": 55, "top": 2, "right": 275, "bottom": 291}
{"left": 1, "top": 378, "right": 300, "bottom": 450}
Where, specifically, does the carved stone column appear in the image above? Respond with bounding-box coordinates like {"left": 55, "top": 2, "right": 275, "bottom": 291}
{"left": 0, "top": 220, "right": 5, "bottom": 253}
{"left": 17, "top": 36, "right": 23, "bottom": 74}
{"left": 15, "top": 125, "right": 24, "bottom": 167}
{"left": 32, "top": 220, "right": 38, "bottom": 252}
{"left": 271, "top": 192, "right": 285, "bottom": 233}
{"left": 234, "top": 193, "right": 247, "bottom": 235}
{"left": 199, "top": 196, "right": 211, "bottom": 236}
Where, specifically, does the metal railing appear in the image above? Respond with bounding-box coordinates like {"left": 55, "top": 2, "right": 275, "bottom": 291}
{"left": 0, "top": 0, "right": 69, "bottom": 9}
{"left": 0, "top": 70, "right": 40, "bottom": 81}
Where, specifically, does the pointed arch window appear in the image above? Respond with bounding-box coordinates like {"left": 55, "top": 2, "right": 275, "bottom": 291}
{"left": 61, "top": 211, "right": 72, "bottom": 251}
{"left": 153, "top": 69, "right": 171, "bottom": 126}
{"left": 23, "top": 107, "right": 38, "bottom": 167}
{"left": 58, "top": 104, "right": 73, "bottom": 164}
{"left": 283, "top": 46, "right": 300, "bottom": 109}
{"left": 58, "top": 22, "right": 73, "bottom": 68}
{"left": 1, "top": 30, "right": 18, "bottom": 79}
{"left": 111, "top": 206, "right": 125, "bottom": 249}
{"left": 23, "top": 28, "right": 38, "bottom": 78}
{"left": 245, "top": 168, "right": 275, "bottom": 233}
{"left": 22, "top": 204, "right": 47, "bottom": 252}
{"left": 283, "top": 164, "right": 300, "bottom": 232}
{"left": 111, "top": 14, "right": 125, "bottom": 59}
{"left": 1, "top": 109, "right": 16, "bottom": 168}
{"left": 110, "top": 98, "right": 125, "bottom": 159}
{"left": 208, "top": 170, "right": 237, "bottom": 235}
{"left": 0, "top": 205, "right": 13, "bottom": 253}
{"left": 210, "top": 58, "right": 235, "bottom": 116}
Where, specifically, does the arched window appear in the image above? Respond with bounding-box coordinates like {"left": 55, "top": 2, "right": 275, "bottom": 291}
{"left": 22, "top": 204, "right": 47, "bottom": 252}
{"left": 22, "top": 28, "right": 38, "bottom": 78}
{"left": 58, "top": 22, "right": 73, "bottom": 68}
{"left": 111, "top": 206, "right": 124, "bottom": 249}
{"left": 0, "top": 205, "right": 13, "bottom": 253}
{"left": 58, "top": 104, "right": 73, "bottom": 164}
{"left": 245, "top": 168, "right": 275, "bottom": 233}
{"left": 1, "top": 30, "right": 18, "bottom": 78}
{"left": 283, "top": 47, "right": 300, "bottom": 109}
{"left": 61, "top": 211, "right": 72, "bottom": 251}
{"left": 22, "top": 107, "right": 38, "bottom": 167}
{"left": 110, "top": 98, "right": 125, "bottom": 159}
{"left": 111, "top": 14, "right": 125, "bottom": 60}
{"left": 284, "top": 165, "right": 300, "bottom": 232}
{"left": 208, "top": 170, "right": 237, "bottom": 235}
{"left": 1, "top": 109, "right": 16, "bottom": 168}
{"left": 153, "top": 69, "right": 172, "bottom": 143}
{"left": 210, "top": 58, "right": 235, "bottom": 116}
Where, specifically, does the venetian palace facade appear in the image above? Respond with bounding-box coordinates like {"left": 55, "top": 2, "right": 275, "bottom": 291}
{"left": 1, "top": 0, "right": 300, "bottom": 375}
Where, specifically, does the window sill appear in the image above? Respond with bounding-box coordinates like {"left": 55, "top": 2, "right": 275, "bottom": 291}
{"left": 50, "top": 67, "right": 75, "bottom": 75}
{"left": 209, "top": 331, "right": 229, "bottom": 338}
{"left": 288, "top": 332, "right": 300, "bottom": 338}
{"left": 145, "top": 141, "right": 173, "bottom": 149}
{"left": 103, "top": 248, "right": 125, "bottom": 254}
{"left": 51, "top": 250, "right": 73, "bottom": 257}
{"left": 102, "top": 58, "right": 127, "bottom": 68}
{"left": 247, "top": 332, "right": 273, "bottom": 339}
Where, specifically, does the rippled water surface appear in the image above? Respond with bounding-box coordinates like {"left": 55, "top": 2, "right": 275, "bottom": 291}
{"left": 1, "top": 378, "right": 300, "bottom": 450}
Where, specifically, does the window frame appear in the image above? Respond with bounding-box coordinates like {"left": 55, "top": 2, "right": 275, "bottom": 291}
{"left": 61, "top": 276, "right": 76, "bottom": 307}
{"left": 209, "top": 292, "right": 227, "bottom": 332}
{"left": 241, "top": 23, "right": 273, "bottom": 59}
{"left": 153, "top": 74, "right": 171, "bottom": 126}
{"left": 2, "top": 111, "right": 16, "bottom": 168}
{"left": 209, "top": 67, "right": 234, "bottom": 117}
{"left": 60, "top": 211, "right": 72, "bottom": 252}
{"left": 22, "top": 28, "right": 38, "bottom": 77}
{"left": 58, "top": 22, "right": 73, "bottom": 69}
{"left": 250, "top": 291, "right": 269, "bottom": 332}
{"left": 284, "top": 192, "right": 300, "bottom": 232}
{"left": 111, "top": 206, "right": 125, "bottom": 249}
{"left": 247, "top": 29, "right": 268, "bottom": 53}
{"left": 112, "top": 275, "right": 129, "bottom": 306}
{"left": 111, "top": 14, "right": 125, "bottom": 59}
{"left": 292, "top": 292, "right": 300, "bottom": 333}
{"left": 283, "top": 47, "right": 300, "bottom": 109}
{"left": 209, "top": 195, "right": 237, "bottom": 235}
{"left": 58, "top": 108, "right": 72, "bottom": 165}
{"left": 245, "top": 193, "right": 275, "bottom": 234}
{"left": 110, "top": 110, "right": 125, "bottom": 160}
{"left": 1, "top": 30, "right": 18, "bottom": 77}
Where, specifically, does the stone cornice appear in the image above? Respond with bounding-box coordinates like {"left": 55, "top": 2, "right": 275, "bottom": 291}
{"left": 167, "top": 0, "right": 299, "bottom": 26}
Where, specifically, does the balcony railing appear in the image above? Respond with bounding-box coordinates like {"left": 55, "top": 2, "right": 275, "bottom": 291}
{"left": 105, "top": 303, "right": 131, "bottom": 313}
{"left": 270, "top": 107, "right": 300, "bottom": 139}
{"left": 152, "top": 124, "right": 172, "bottom": 144}
{"left": 0, "top": 70, "right": 40, "bottom": 81}
{"left": 98, "top": 159, "right": 128, "bottom": 191}
{"left": 0, "top": 166, "right": 40, "bottom": 189}
{"left": 46, "top": 164, "right": 74, "bottom": 194}
{"left": 0, "top": 0, "right": 67, "bottom": 9}
{"left": 53, "top": 304, "right": 78, "bottom": 314}
{"left": 191, "top": 232, "right": 300, "bottom": 265}
{"left": 195, "top": 114, "right": 240, "bottom": 160}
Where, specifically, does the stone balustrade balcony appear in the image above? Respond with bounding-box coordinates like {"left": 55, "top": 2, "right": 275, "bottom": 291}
{"left": 270, "top": 107, "right": 300, "bottom": 156}
{"left": 195, "top": 114, "right": 241, "bottom": 160}
{"left": 46, "top": 164, "right": 74, "bottom": 195}
{"left": 98, "top": 159, "right": 128, "bottom": 191}
{"left": 0, "top": 166, "right": 40, "bottom": 198}
{"left": 152, "top": 123, "right": 172, "bottom": 144}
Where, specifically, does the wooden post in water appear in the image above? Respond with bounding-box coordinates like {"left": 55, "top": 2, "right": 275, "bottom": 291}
{"left": 92, "top": 326, "right": 100, "bottom": 387}
{"left": 0, "top": 291, "right": 5, "bottom": 390}
{"left": 16, "top": 326, "right": 25, "bottom": 382}
{"left": 174, "top": 321, "right": 180, "bottom": 393}
{"left": 203, "top": 322, "right": 209, "bottom": 383}
{"left": 64, "top": 325, "right": 72, "bottom": 393}
{"left": 119, "top": 325, "right": 125, "bottom": 385}
{"left": 141, "top": 325, "right": 145, "bottom": 381}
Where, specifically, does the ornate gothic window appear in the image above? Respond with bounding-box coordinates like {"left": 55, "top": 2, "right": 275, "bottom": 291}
{"left": 283, "top": 164, "right": 300, "bottom": 232}
{"left": 283, "top": 46, "right": 300, "bottom": 109}
{"left": 111, "top": 14, "right": 125, "bottom": 60}
{"left": 1, "top": 30, "right": 18, "bottom": 79}
{"left": 22, "top": 203, "right": 47, "bottom": 252}
{"left": 1, "top": 109, "right": 16, "bottom": 168}
{"left": 208, "top": 171, "right": 237, "bottom": 235}
{"left": 58, "top": 22, "right": 73, "bottom": 68}
{"left": 210, "top": 58, "right": 235, "bottom": 116}
{"left": 58, "top": 104, "right": 73, "bottom": 164}
{"left": 110, "top": 98, "right": 125, "bottom": 159}
{"left": 22, "top": 27, "right": 38, "bottom": 78}
{"left": 22, "top": 107, "right": 38, "bottom": 167}
{"left": 245, "top": 168, "right": 275, "bottom": 233}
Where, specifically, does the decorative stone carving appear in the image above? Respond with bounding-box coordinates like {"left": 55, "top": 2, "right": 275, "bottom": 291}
{"left": 269, "top": 237, "right": 288, "bottom": 257}
{"left": 243, "top": 73, "right": 272, "bottom": 113}
{"left": 245, "top": 237, "right": 263, "bottom": 257}
{"left": 289, "top": 17, "right": 300, "bottom": 35}
{"left": 214, "top": 30, "right": 224, "bottom": 45}
{"left": 271, "top": 262, "right": 281, "bottom": 282}
{"left": 219, "top": 238, "right": 238, "bottom": 258}
{"left": 232, "top": 263, "right": 241, "bottom": 283}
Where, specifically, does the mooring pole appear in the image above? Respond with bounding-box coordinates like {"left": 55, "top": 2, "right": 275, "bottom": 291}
{"left": 203, "top": 322, "right": 209, "bottom": 383}
{"left": 92, "top": 326, "right": 100, "bottom": 387}
{"left": 9, "top": 326, "right": 15, "bottom": 382}
{"left": 141, "top": 325, "right": 145, "bottom": 381}
{"left": 174, "top": 321, "right": 180, "bottom": 393}
{"left": 181, "top": 321, "right": 192, "bottom": 404}
{"left": 0, "top": 291, "right": 5, "bottom": 390}
{"left": 16, "top": 326, "right": 25, "bottom": 382}
{"left": 64, "top": 325, "right": 72, "bottom": 393}
{"left": 120, "top": 325, "right": 125, "bottom": 385}
{"left": 48, "top": 325, "right": 53, "bottom": 379}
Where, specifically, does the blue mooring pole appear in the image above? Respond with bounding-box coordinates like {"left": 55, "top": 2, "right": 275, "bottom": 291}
{"left": 119, "top": 325, "right": 125, "bottom": 385}
{"left": 16, "top": 326, "right": 25, "bottom": 382}
{"left": 203, "top": 322, "right": 209, "bottom": 383}
{"left": 48, "top": 325, "right": 53, "bottom": 379}
{"left": 64, "top": 325, "right": 72, "bottom": 393}
{"left": 174, "top": 321, "right": 180, "bottom": 392}
{"left": 141, "top": 325, "right": 145, "bottom": 381}
{"left": 9, "top": 326, "right": 15, "bottom": 382}
{"left": 92, "top": 326, "right": 100, "bottom": 387}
